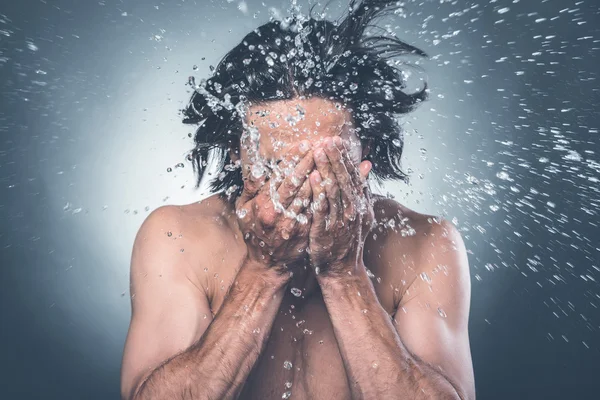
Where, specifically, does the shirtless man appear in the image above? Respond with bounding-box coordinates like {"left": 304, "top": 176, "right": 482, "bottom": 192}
{"left": 120, "top": 2, "right": 475, "bottom": 399}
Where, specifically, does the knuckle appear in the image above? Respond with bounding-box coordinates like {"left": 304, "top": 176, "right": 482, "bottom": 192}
{"left": 258, "top": 208, "right": 276, "bottom": 227}
{"left": 298, "top": 188, "right": 310, "bottom": 200}
{"left": 287, "top": 175, "right": 302, "bottom": 190}
{"left": 245, "top": 179, "right": 258, "bottom": 191}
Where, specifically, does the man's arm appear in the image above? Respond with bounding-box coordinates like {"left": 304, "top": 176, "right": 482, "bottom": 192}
{"left": 120, "top": 206, "right": 290, "bottom": 400}
{"left": 317, "top": 219, "right": 475, "bottom": 399}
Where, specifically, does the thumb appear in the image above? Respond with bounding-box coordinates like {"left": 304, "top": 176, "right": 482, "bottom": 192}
{"left": 236, "top": 164, "right": 267, "bottom": 208}
{"left": 359, "top": 160, "right": 372, "bottom": 180}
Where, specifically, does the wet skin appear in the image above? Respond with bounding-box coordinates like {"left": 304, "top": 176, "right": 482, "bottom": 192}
{"left": 120, "top": 98, "right": 475, "bottom": 400}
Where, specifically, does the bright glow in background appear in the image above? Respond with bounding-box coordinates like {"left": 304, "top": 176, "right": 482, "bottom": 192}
{"left": 1, "top": 0, "right": 598, "bottom": 399}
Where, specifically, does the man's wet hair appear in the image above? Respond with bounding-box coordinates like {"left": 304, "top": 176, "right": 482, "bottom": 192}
{"left": 181, "top": 0, "right": 428, "bottom": 203}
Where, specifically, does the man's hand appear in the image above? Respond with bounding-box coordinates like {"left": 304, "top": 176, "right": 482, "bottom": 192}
{"left": 307, "top": 136, "right": 374, "bottom": 276}
{"left": 235, "top": 140, "right": 315, "bottom": 273}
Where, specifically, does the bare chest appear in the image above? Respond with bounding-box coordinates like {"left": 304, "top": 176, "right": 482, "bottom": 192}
{"left": 200, "top": 223, "right": 402, "bottom": 399}
{"left": 239, "top": 295, "right": 352, "bottom": 400}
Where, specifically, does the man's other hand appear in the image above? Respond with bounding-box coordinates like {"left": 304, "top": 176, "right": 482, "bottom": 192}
{"left": 308, "top": 136, "right": 374, "bottom": 276}
{"left": 235, "top": 140, "right": 315, "bottom": 273}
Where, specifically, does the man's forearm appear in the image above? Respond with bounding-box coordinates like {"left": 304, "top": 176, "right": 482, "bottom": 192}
{"left": 133, "top": 258, "right": 289, "bottom": 400}
{"left": 317, "top": 264, "right": 462, "bottom": 400}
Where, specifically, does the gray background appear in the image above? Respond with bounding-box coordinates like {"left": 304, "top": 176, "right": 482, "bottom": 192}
{"left": 1, "top": 0, "right": 598, "bottom": 399}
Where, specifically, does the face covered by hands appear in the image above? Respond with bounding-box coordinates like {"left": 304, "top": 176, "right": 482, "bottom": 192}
{"left": 234, "top": 140, "right": 316, "bottom": 274}
{"left": 235, "top": 134, "right": 374, "bottom": 277}
{"left": 235, "top": 99, "right": 374, "bottom": 277}
{"left": 306, "top": 136, "right": 375, "bottom": 277}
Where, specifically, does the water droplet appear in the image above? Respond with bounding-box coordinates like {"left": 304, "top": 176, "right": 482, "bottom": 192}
{"left": 437, "top": 307, "right": 447, "bottom": 318}
{"left": 282, "top": 391, "right": 292, "bottom": 399}
{"left": 296, "top": 213, "right": 308, "bottom": 225}
{"left": 496, "top": 171, "right": 512, "bottom": 181}
{"left": 251, "top": 164, "right": 266, "bottom": 179}
{"left": 290, "top": 287, "right": 302, "bottom": 297}
{"left": 564, "top": 150, "right": 582, "bottom": 162}
{"left": 238, "top": 1, "right": 248, "bottom": 14}
{"left": 420, "top": 272, "right": 432, "bottom": 284}
{"left": 236, "top": 208, "right": 248, "bottom": 219}
{"left": 167, "top": 231, "right": 172, "bottom": 237}
{"left": 283, "top": 360, "right": 293, "bottom": 370}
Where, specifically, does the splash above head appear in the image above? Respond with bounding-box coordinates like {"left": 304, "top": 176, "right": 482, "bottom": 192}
{"left": 181, "top": 0, "right": 429, "bottom": 202}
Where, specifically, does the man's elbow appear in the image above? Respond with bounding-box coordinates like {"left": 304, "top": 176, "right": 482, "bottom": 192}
{"left": 438, "top": 379, "right": 474, "bottom": 400}
{"left": 121, "top": 383, "right": 137, "bottom": 400}
{"left": 121, "top": 375, "right": 147, "bottom": 400}
{"left": 419, "top": 374, "right": 473, "bottom": 400}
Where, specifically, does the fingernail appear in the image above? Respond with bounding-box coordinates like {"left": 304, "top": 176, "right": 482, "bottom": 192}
{"left": 312, "top": 171, "right": 321, "bottom": 183}
{"left": 299, "top": 140, "right": 310, "bottom": 153}
{"left": 315, "top": 148, "right": 327, "bottom": 161}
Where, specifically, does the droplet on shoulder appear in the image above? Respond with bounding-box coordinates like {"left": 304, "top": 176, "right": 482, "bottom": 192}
{"left": 420, "top": 272, "right": 432, "bottom": 284}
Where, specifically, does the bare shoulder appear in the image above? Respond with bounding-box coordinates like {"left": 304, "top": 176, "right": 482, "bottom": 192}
{"left": 366, "top": 195, "right": 468, "bottom": 306}
{"left": 136, "top": 196, "right": 227, "bottom": 245}
{"left": 132, "top": 194, "right": 238, "bottom": 278}
{"left": 370, "top": 194, "right": 457, "bottom": 246}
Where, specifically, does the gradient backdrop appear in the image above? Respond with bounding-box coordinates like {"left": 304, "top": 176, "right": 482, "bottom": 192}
{"left": 1, "top": 0, "right": 599, "bottom": 399}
